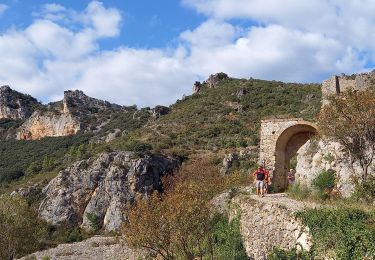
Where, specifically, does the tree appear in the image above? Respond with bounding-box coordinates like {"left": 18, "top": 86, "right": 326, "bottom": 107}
{"left": 318, "top": 89, "right": 375, "bottom": 181}
{"left": 123, "top": 157, "right": 251, "bottom": 259}
{"left": 0, "top": 196, "right": 47, "bottom": 259}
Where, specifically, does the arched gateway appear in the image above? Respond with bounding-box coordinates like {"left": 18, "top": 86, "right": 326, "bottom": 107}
{"left": 259, "top": 119, "right": 317, "bottom": 191}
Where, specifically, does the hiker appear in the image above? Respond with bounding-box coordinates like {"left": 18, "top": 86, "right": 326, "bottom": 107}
{"left": 264, "top": 168, "right": 272, "bottom": 194}
{"left": 287, "top": 169, "right": 295, "bottom": 185}
{"left": 252, "top": 165, "right": 266, "bottom": 197}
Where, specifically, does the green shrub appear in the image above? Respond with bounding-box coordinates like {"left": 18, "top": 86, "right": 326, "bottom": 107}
{"left": 67, "top": 227, "right": 84, "bottom": 243}
{"left": 312, "top": 169, "right": 336, "bottom": 200}
{"left": 297, "top": 207, "right": 375, "bottom": 259}
{"left": 86, "top": 212, "right": 102, "bottom": 232}
{"left": 287, "top": 182, "right": 311, "bottom": 200}
{"left": 352, "top": 176, "right": 375, "bottom": 203}
{"left": 211, "top": 214, "right": 248, "bottom": 260}
{"left": 0, "top": 196, "right": 48, "bottom": 259}
{"left": 312, "top": 169, "right": 335, "bottom": 191}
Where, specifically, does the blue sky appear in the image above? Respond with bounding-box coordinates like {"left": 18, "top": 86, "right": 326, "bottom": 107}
{"left": 0, "top": 1, "right": 374, "bottom": 107}
{"left": 0, "top": 0, "right": 206, "bottom": 49}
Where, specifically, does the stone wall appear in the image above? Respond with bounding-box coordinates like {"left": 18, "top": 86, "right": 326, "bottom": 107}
{"left": 232, "top": 194, "right": 313, "bottom": 259}
{"left": 322, "top": 71, "right": 375, "bottom": 104}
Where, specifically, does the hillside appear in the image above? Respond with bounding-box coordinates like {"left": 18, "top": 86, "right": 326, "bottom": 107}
{"left": 0, "top": 75, "right": 322, "bottom": 191}
{"left": 111, "top": 75, "right": 321, "bottom": 153}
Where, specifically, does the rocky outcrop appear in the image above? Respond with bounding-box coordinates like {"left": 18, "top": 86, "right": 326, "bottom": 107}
{"left": 206, "top": 72, "right": 228, "bottom": 88}
{"left": 232, "top": 194, "right": 314, "bottom": 260}
{"left": 151, "top": 105, "right": 170, "bottom": 118}
{"left": 18, "top": 236, "right": 147, "bottom": 260}
{"left": 193, "top": 81, "right": 202, "bottom": 93}
{"left": 38, "top": 151, "right": 180, "bottom": 232}
{"left": 17, "top": 111, "right": 80, "bottom": 140}
{"left": 0, "top": 85, "right": 39, "bottom": 120}
{"left": 220, "top": 147, "right": 258, "bottom": 175}
{"left": 63, "top": 90, "right": 121, "bottom": 115}
{"left": 296, "top": 139, "right": 375, "bottom": 197}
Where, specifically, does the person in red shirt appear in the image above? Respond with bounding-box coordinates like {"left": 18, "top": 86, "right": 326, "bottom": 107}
{"left": 263, "top": 169, "right": 271, "bottom": 194}
{"left": 252, "top": 166, "right": 266, "bottom": 197}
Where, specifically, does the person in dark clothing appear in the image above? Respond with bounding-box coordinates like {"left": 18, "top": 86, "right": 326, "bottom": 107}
{"left": 252, "top": 166, "right": 266, "bottom": 197}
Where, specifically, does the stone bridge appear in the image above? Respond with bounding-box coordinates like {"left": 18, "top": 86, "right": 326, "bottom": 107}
{"left": 259, "top": 118, "right": 317, "bottom": 191}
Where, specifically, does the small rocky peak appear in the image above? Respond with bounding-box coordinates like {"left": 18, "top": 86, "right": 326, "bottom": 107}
{"left": 206, "top": 72, "right": 229, "bottom": 88}
{"left": 63, "top": 90, "right": 121, "bottom": 114}
{"left": 193, "top": 81, "right": 202, "bottom": 93}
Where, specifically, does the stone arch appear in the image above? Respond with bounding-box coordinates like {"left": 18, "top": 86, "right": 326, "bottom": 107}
{"left": 259, "top": 119, "right": 317, "bottom": 191}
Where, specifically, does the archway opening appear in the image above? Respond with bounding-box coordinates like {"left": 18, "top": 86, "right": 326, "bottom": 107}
{"left": 273, "top": 124, "right": 317, "bottom": 191}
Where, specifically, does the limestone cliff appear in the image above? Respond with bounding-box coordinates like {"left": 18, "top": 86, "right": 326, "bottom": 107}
{"left": 0, "top": 85, "right": 40, "bottom": 120}
{"left": 296, "top": 139, "right": 375, "bottom": 197}
{"left": 38, "top": 151, "right": 180, "bottom": 232}
{"left": 16, "top": 111, "right": 80, "bottom": 140}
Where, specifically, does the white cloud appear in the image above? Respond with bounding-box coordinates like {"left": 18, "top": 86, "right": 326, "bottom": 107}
{"left": 0, "top": 4, "right": 8, "bottom": 15}
{"left": 0, "top": 1, "right": 374, "bottom": 107}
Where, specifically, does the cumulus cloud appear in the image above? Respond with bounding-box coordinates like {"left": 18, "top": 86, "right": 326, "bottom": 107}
{"left": 0, "top": 1, "right": 374, "bottom": 107}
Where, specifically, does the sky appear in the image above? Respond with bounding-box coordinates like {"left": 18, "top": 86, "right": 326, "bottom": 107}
{"left": 0, "top": 1, "right": 374, "bottom": 107}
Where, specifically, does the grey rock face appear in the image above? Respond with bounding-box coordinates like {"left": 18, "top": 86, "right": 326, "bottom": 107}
{"left": 0, "top": 85, "right": 39, "bottom": 120}
{"left": 39, "top": 151, "right": 180, "bottom": 232}
{"left": 296, "top": 139, "right": 375, "bottom": 197}
{"left": 220, "top": 153, "right": 238, "bottom": 175}
{"left": 193, "top": 81, "right": 202, "bottom": 93}
{"left": 206, "top": 72, "right": 228, "bottom": 88}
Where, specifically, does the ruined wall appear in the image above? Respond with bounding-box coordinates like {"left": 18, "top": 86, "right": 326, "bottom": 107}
{"left": 322, "top": 71, "right": 375, "bottom": 104}
{"left": 232, "top": 194, "right": 312, "bottom": 260}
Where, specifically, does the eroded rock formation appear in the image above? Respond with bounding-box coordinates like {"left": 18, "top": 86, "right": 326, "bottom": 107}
{"left": 17, "top": 111, "right": 80, "bottom": 140}
{"left": 39, "top": 151, "right": 180, "bottom": 232}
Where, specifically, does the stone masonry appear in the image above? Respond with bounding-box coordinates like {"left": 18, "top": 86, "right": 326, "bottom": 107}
{"left": 322, "top": 71, "right": 375, "bottom": 104}
{"left": 232, "top": 194, "right": 314, "bottom": 260}
{"left": 259, "top": 119, "right": 317, "bottom": 191}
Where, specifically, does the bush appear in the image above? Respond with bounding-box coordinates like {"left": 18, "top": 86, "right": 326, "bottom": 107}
{"left": 287, "top": 182, "right": 311, "bottom": 200}
{"left": 211, "top": 214, "right": 248, "bottom": 259}
{"left": 352, "top": 176, "right": 375, "bottom": 203}
{"left": 313, "top": 169, "right": 335, "bottom": 191}
{"left": 86, "top": 212, "right": 102, "bottom": 232}
{"left": 312, "top": 169, "right": 335, "bottom": 200}
{"left": 297, "top": 207, "right": 375, "bottom": 259}
{"left": 0, "top": 196, "right": 48, "bottom": 259}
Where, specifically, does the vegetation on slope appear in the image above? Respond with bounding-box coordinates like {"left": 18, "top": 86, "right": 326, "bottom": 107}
{"left": 112, "top": 78, "right": 321, "bottom": 153}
